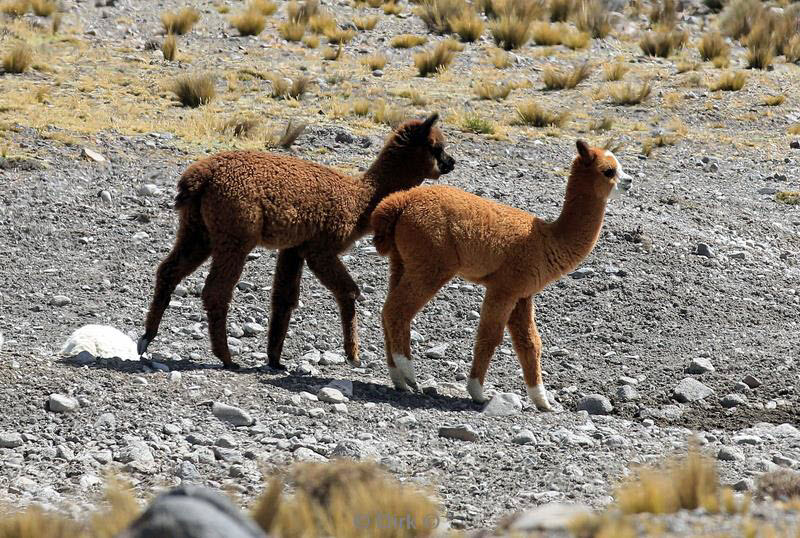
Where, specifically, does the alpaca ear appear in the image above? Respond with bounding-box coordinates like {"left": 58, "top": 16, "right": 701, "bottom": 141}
{"left": 576, "top": 139, "right": 594, "bottom": 163}
{"left": 421, "top": 113, "right": 439, "bottom": 133}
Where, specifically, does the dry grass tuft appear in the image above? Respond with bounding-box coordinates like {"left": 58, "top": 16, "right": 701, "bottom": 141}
{"left": 576, "top": 0, "right": 611, "bottom": 38}
{"left": 562, "top": 29, "right": 590, "bottom": 49}
{"left": 321, "top": 43, "right": 343, "bottom": 60}
{"left": 277, "top": 120, "right": 307, "bottom": 148}
{"left": 372, "top": 100, "right": 406, "bottom": 127}
{"left": 353, "top": 14, "right": 379, "bottom": 30}
{"left": 279, "top": 21, "right": 306, "bottom": 41}
{"left": 712, "top": 54, "right": 730, "bottom": 68}
{"left": 413, "top": 41, "right": 456, "bottom": 76}
{"left": 762, "top": 94, "right": 785, "bottom": 106}
{"left": 514, "top": 100, "right": 569, "bottom": 127}
{"left": 3, "top": 43, "right": 32, "bottom": 74}
{"left": 480, "top": 0, "right": 547, "bottom": 22}
{"left": 1, "top": 0, "right": 29, "bottom": 16}
{"left": 490, "top": 15, "right": 532, "bottom": 50}
{"left": 719, "top": 0, "right": 763, "bottom": 39}
{"left": 417, "top": 0, "right": 466, "bottom": 34}
{"left": 249, "top": 0, "right": 277, "bottom": 15}
{"left": 474, "top": 79, "right": 512, "bottom": 100}
{"left": 170, "top": 73, "right": 216, "bottom": 107}
{"left": 616, "top": 446, "right": 748, "bottom": 515}
{"left": 309, "top": 12, "right": 336, "bottom": 34}
{"left": 609, "top": 80, "right": 651, "bottom": 104}
{"left": 639, "top": 29, "right": 687, "bottom": 57}
{"left": 591, "top": 115, "right": 614, "bottom": 131}
{"left": 531, "top": 21, "right": 563, "bottom": 45}
{"left": 390, "top": 34, "right": 427, "bottom": 48}
{"left": 785, "top": 34, "right": 800, "bottom": 63}
{"left": 51, "top": 11, "right": 61, "bottom": 33}
{"left": 549, "top": 0, "right": 576, "bottom": 22}
{"left": 542, "top": 62, "right": 592, "bottom": 90}
{"left": 698, "top": 31, "right": 730, "bottom": 61}
{"left": 288, "top": 0, "right": 319, "bottom": 23}
{"left": 745, "top": 17, "right": 774, "bottom": 69}
{"left": 459, "top": 111, "right": 495, "bottom": 134}
{"left": 231, "top": 9, "right": 267, "bottom": 36}
{"left": 708, "top": 70, "right": 746, "bottom": 91}
{"left": 30, "top": 0, "right": 56, "bottom": 16}
{"left": 223, "top": 117, "right": 260, "bottom": 138}
{"left": 383, "top": 2, "right": 402, "bottom": 15}
{"left": 303, "top": 34, "right": 320, "bottom": 48}
{"left": 757, "top": 469, "right": 800, "bottom": 497}
{"left": 161, "top": 7, "right": 200, "bottom": 35}
{"left": 603, "top": 62, "right": 628, "bottom": 81}
{"left": 450, "top": 9, "right": 484, "bottom": 41}
{"left": 490, "top": 48, "right": 512, "bottom": 68}
{"left": 352, "top": 98, "right": 370, "bottom": 116}
{"left": 161, "top": 34, "right": 177, "bottom": 61}
{"left": 362, "top": 52, "right": 387, "bottom": 70}
{"left": 253, "top": 461, "right": 441, "bottom": 538}
{"left": 649, "top": 0, "right": 677, "bottom": 28}
{"left": 269, "top": 74, "right": 310, "bottom": 99}
{"left": 325, "top": 27, "right": 356, "bottom": 44}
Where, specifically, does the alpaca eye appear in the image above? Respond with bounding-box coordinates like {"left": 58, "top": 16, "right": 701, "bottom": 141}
{"left": 604, "top": 168, "right": 616, "bottom": 178}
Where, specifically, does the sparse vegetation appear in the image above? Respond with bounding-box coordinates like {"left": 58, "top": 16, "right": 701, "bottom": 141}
{"left": 708, "top": 70, "right": 746, "bottom": 91}
{"left": 775, "top": 191, "right": 800, "bottom": 205}
{"left": 474, "top": 79, "right": 512, "bottom": 100}
{"left": 603, "top": 62, "right": 629, "bottom": 81}
{"left": 390, "top": 34, "right": 427, "bottom": 48}
{"left": 279, "top": 21, "right": 306, "bottom": 41}
{"left": 649, "top": 0, "right": 677, "bottom": 28}
{"left": 30, "top": 0, "right": 56, "bottom": 16}
{"left": 288, "top": 0, "right": 319, "bottom": 23}
{"left": 223, "top": 116, "right": 260, "bottom": 138}
{"left": 576, "top": 0, "right": 611, "bottom": 38}
{"left": 249, "top": 0, "right": 277, "bottom": 15}
{"left": 514, "top": 100, "right": 569, "bottom": 127}
{"left": 490, "top": 15, "right": 532, "bottom": 50}
{"left": 762, "top": 94, "right": 785, "bottom": 106}
{"left": 460, "top": 110, "right": 495, "bottom": 134}
{"left": 413, "top": 41, "right": 456, "bottom": 76}
{"left": 362, "top": 52, "right": 387, "bottom": 70}
{"left": 542, "top": 62, "right": 592, "bottom": 90}
{"left": 531, "top": 21, "right": 563, "bottom": 46}
{"left": 590, "top": 115, "right": 614, "bottom": 131}
{"left": 549, "top": 0, "right": 575, "bottom": 22}
{"left": 161, "top": 7, "right": 200, "bottom": 35}
{"left": 450, "top": 9, "right": 485, "bottom": 42}
{"left": 51, "top": 11, "right": 61, "bottom": 33}
{"left": 325, "top": 27, "right": 356, "bottom": 44}
{"left": 161, "top": 34, "right": 177, "bottom": 61}
{"left": 322, "top": 43, "right": 343, "bottom": 60}
{"left": 1, "top": 0, "right": 29, "bottom": 16}
{"left": 757, "top": 469, "right": 800, "bottom": 496}
{"left": 719, "top": 0, "right": 763, "bottom": 40}
{"left": 640, "top": 29, "right": 687, "bottom": 57}
{"left": 562, "top": 30, "right": 590, "bottom": 49}
{"left": 698, "top": 31, "right": 730, "bottom": 61}
{"left": 746, "top": 17, "right": 774, "bottom": 69}
{"left": 352, "top": 98, "right": 370, "bottom": 116}
{"left": 231, "top": 9, "right": 267, "bottom": 36}
{"left": 786, "top": 34, "right": 800, "bottom": 63}
{"left": 383, "top": 2, "right": 402, "bottom": 15}
{"left": 170, "top": 73, "right": 216, "bottom": 107}
{"left": 490, "top": 48, "right": 512, "bottom": 68}
{"left": 353, "top": 14, "right": 378, "bottom": 30}
{"left": 2, "top": 43, "right": 32, "bottom": 74}
{"left": 372, "top": 99, "right": 405, "bottom": 127}
{"left": 309, "top": 12, "right": 336, "bottom": 34}
{"left": 303, "top": 34, "right": 320, "bottom": 48}
{"left": 417, "top": 0, "right": 466, "bottom": 34}
{"left": 609, "top": 80, "right": 652, "bottom": 104}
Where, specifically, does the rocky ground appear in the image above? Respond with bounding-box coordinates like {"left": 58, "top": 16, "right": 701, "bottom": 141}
{"left": 1, "top": 0, "right": 799, "bottom": 535}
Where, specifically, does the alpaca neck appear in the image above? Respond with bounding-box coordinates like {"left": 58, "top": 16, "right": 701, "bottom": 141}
{"left": 547, "top": 173, "right": 608, "bottom": 275}
{"left": 360, "top": 149, "right": 425, "bottom": 215}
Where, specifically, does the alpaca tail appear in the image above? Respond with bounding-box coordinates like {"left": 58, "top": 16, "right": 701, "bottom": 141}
{"left": 371, "top": 192, "right": 408, "bottom": 256}
{"left": 174, "top": 160, "right": 211, "bottom": 210}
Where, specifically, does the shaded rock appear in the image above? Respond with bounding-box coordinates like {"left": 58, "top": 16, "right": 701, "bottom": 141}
{"left": 721, "top": 394, "right": 747, "bottom": 408}
{"left": 425, "top": 344, "right": 448, "bottom": 359}
{"left": 50, "top": 295, "right": 72, "bottom": 306}
{"left": 673, "top": 378, "right": 713, "bottom": 403}
{"left": 0, "top": 432, "right": 23, "bottom": 448}
{"left": 326, "top": 379, "right": 353, "bottom": 397}
{"left": 177, "top": 461, "right": 202, "bottom": 482}
{"left": 118, "top": 439, "right": 155, "bottom": 465}
{"left": 330, "top": 439, "right": 380, "bottom": 461}
{"left": 211, "top": 402, "right": 255, "bottom": 427}
{"left": 438, "top": 425, "right": 478, "bottom": 442}
{"left": 695, "top": 243, "right": 715, "bottom": 258}
{"left": 686, "top": 357, "right": 714, "bottom": 374}
{"left": 512, "top": 430, "right": 536, "bottom": 445}
{"left": 615, "top": 385, "right": 639, "bottom": 402}
{"left": 718, "top": 446, "right": 744, "bottom": 462}
{"left": 576, "top": 394, "right": 613, "bottom": 415}
{"left": 742, "top": 375, "right": 761, "bottom": 389}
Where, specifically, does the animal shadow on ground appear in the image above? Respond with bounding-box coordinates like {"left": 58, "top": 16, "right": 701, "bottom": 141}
{"left": 260, "top": 374, "right": 479, "bottom": 412}
{"left": 57, "top": 355, "right": 263, "bottom": 375}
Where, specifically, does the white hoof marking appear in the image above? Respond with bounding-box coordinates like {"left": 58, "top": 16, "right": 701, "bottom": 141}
{"left": 392, "top": 353, "right": 418, "bottom": 390}
{"left": 467, "top": 377, "right": 488, "bottom": 403}
{"left": 389, "top": 367, "right": 409, "bottom": 391}
{"left": 527, "top": 383, "right": 552, "bottom": 411}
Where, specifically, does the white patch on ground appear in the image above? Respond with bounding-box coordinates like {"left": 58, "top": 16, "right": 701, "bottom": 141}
{"left": 527, "top": 383, "right": 552, "bottom": 411}
{"left": 392, "top": 353, "right": 418, "bottom": 389}
{"left": 467, "top": 377, "right": 488, "bottom": 403}
{"left": 61, "top": 324, "right": 138, "bottom": 361}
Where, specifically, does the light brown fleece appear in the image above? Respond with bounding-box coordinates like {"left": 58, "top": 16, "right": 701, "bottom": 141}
{"left": 141, "top": 114, "right": 455, "bottom": 369}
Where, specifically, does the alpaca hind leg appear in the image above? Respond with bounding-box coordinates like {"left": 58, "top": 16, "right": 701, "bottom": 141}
{"left": 266, "top": 248, "right": 304, "bottom": 370}
{"left": 467, "top": 292, "right": 517, "bottom": 404}
{"left": 202, "top": 246, "right": 250, "bottom": 369}
{"left": 507, "top": 297, "right": 551, "bottom": 411}
{"left": 140, "top": 226, "right": 210, "bottom": 356}
{"left": 382, "top": 268, "right": 452, "bottom": 391}
{"left": 306, "top": 253, "right": 361, "bottom": 367}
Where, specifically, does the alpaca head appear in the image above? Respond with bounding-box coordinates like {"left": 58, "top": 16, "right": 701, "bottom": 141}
{"left": 574, "top": 139, "right": 633, "bottom": 200}
{"left": 381, "top": 113, "right": 456, "bottom": 183}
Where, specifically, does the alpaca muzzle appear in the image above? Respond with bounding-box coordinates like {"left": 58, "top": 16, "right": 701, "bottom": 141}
{"left": 438, "top": 153, "right": 455, "bottom": 175}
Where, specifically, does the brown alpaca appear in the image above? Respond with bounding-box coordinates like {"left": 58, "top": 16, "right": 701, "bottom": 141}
{"left": 139, "top": 114, "right": 455, "bottom": 370}
{"left": 371, "top": 140, "right": 632, "bottom": 410}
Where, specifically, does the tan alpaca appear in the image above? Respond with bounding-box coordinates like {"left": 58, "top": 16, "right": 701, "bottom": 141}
{"left": 371, "top": 140, "right": 632, "bottom": 410}
{"left": 139, "top": 114, "right": 455, "bottom": 370}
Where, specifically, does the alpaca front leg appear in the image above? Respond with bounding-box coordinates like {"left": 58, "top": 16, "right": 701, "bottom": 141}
{"left": 266, "top": 248, "right": 304, "bottom": 370}
{"left": 468, "top": 294, "right": 517, "bottom": 404}
{"left": 306, "top": 254, "right": 361, "bottom": 367}
{"left": 508, "top": 297, "right": 552, "bottom": 411}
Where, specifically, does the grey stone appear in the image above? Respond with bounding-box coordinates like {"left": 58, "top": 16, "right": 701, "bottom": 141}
{"left": 213, "top": 447, "right": 243, "bottom": 464}
{"left": 696, "top": 243, "right": 715, "bottom": 258}
{"left": 420, "top": 378, "right": 438, "bottom": 395}
{"left": 482, "top": 392, "right": 523, "bottom": 416}
{"left": 211, "top": 402, "right": 255, "bottom": 427}
{"left": 425, "top": 344, "right": 449, "bottom": 359}
{"left": 169, "top": 371, "right": 182, "bottom": 383}
{"left": 56, "top": 444, "right": 75, "bottom": 461}
{"left": 772, "top": 454, "right": 797, "bottom": 468}
{"left": 294, "top": 361, "right": 319, "bottom": 376}
{"left": 717, "top": 446, "right": 744, "bottom": 462}
{"left": 438, "top": 424, "right": 478, "bottom": 442}
{"left": 187, "top": 433, "right": 213, "bottom": 446}
{"left": 330, "top": 439, "right": 380, "bottom": 461}
{"left": 242, "top": 322, "right": 264, "bottom": 336}
{"left": 228, "top": 324, "right": 245, "bottom": 338}
{"left": 215, "top": 435, "right": 238, "bottom": 449}
{"left": 510, "top": 503, "right": 593, "bottom": 532}
{"left": 742, "top": 375, "right": 761, "bottom": 389}
{"left": 300, "top": 349, "right": 321, "bottom": 364}
{"left": 615, "top": 385, "right": 640, "bottom": 402}
{"left": 0, "top": 432, "right": 23, "bottom": 448}
{"left": 673, "top": 377, "right": 714, "bottom": 403}
{"left": 48, "top": 393, "right": 79, "bottom": 413}
{"left": 686, "top": 357, "right": 714, "bottom": 374}
{"left": 618, "top": 375, "right": 638, "bottom": 385}
{"left": 733, "top": 435, "right": 761, "bottom": 445}
{"left": 332, "top": 403, "right": 348, "bottom": 413}
{"left": 177, "top": 461, "right": 202, "bottom": 482}
{"left": 294, "top": 447, "right": 328, "bottom": 462}
{"left": 318, "top": 387, "right": 345, "bottom": 404}
{"left": 576, "top": 394, "right": 613, "bottom": 415}
{"left": 733, "top": 382, "right": 751, "bottom": 393}
{"left": 319, "top": 351, "right": 345, "bottom": 365}
{"left": 733, "top": 478, "right": 754, "bottom": 492}
{"left": 512, "top": 430, "right": 536, "bottom": 445}
{"left": 138, "top": 183, "right": 159, "bottom": 196}
{"left": 569, "top": 267, "right": 595, "bottom": 279}
{"left": 721, "top": 394, "right": 747, "bottom": 408}
{"left": 117, "top": 485, "right": 268, "bottom": 538}
{"left": 326, "top": 379, "right": 353, "bottom": 397}
{"left": 118, "top": 440, "right": 155, "bottom": 465}
{"left": 50, "top": 295, "right": 72, "bottom": 306}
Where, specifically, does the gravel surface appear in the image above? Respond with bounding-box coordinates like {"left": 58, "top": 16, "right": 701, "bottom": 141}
{"left": 1, "top": 0, "right": 799, "bottom": 533}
